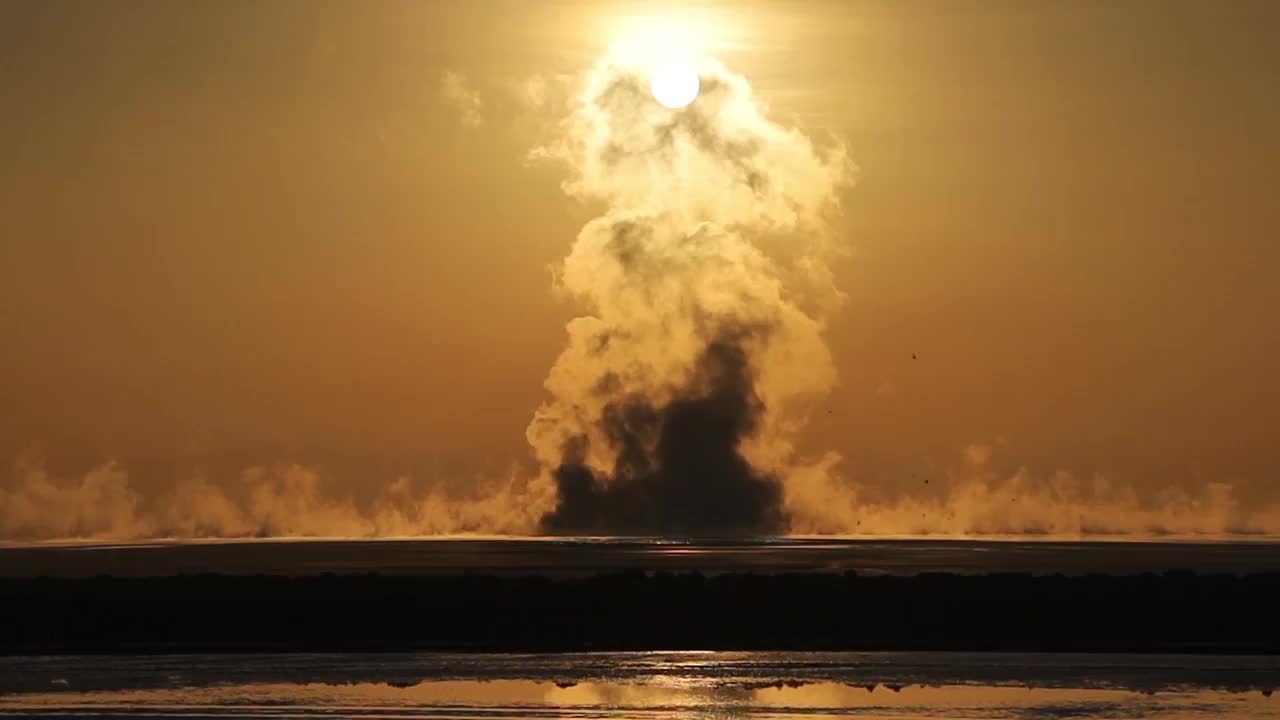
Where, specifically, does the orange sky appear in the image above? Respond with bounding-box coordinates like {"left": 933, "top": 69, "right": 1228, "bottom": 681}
{"left": 2, "top": 1, "right": 1279, "bottom": 528}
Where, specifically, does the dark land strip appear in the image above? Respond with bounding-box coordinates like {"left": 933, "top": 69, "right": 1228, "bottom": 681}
{"left": 3, "top": 570, "right": 1278, "bottom": 655}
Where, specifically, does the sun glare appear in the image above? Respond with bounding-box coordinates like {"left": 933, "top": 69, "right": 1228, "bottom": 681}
{"left": 606, "top": 15, "right": 720, "bottom": 109}
{"left": 608, "top": 16, "right": 708, "bottom": 58}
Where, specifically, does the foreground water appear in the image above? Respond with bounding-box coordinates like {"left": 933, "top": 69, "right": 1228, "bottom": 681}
{"left": 1, "top": 652, "right": 1276, "bottom": 719}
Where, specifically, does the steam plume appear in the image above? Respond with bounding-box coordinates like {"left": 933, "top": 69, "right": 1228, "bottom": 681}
{"left": 525, "top": 49, "right": 850, "bottom": 534}
{"left": 0, "top": 456, "right": 538, "bottom": 541}
{"left": 786, "top": 443, "right": 1280, "bottom": 536}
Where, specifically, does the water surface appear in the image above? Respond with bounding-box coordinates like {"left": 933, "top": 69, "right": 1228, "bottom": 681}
{"left": 2, "top": 652, "right": 1276, "bottom": 719}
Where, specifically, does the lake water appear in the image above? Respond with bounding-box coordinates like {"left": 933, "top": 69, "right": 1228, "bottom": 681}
{"left": 1, "top": 652, "right": 1276, "bottom": 719}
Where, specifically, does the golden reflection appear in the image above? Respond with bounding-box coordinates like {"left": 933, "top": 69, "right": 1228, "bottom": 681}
{"left": 2, "top": 680, "right": 1274, "bottom": 719}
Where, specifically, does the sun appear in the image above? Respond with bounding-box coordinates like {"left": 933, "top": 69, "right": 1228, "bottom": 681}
{"left": 650, "top": 60, "right": 700, "bottom": 109}
{"left": 604, "top": 15, "right": 713, "bottom": 110}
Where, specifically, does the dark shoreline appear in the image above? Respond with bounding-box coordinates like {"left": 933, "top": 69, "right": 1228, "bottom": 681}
{"left": 6, "top": 538, "right": 1280, "bottom": 578}
{"left": 4, "top": 570, "right": 1278, "bottom": 656}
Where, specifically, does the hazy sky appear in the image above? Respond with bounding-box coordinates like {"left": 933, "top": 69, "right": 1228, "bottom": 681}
{"left": 3, "top": 0, "right": 1278, "bottom": 503}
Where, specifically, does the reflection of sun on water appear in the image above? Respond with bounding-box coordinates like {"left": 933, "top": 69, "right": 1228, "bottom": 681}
{"left": 5, "top": 680, "right": 1275, "bottom": 718}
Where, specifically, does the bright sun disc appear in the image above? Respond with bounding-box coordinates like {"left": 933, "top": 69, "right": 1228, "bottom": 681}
{"left": 650, "top": 61, "right": 700, "bottom": 109}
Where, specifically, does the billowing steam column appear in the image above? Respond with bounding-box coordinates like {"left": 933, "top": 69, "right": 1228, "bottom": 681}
{"left": 527, "top": 45, "right": 851, "bottom": 535}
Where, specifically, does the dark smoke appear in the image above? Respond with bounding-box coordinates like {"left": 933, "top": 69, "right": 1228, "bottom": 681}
{"left": 541, "top": 331, "right": 786, "bottom": 536}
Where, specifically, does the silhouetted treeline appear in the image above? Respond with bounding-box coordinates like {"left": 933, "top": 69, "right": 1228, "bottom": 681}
{"left": 2, "top": 571, "right": 1277, "bottom": 655}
